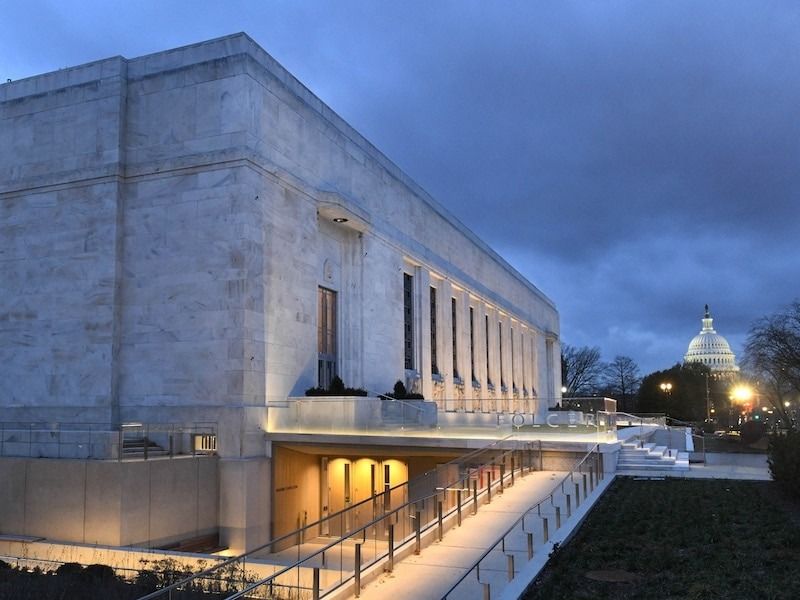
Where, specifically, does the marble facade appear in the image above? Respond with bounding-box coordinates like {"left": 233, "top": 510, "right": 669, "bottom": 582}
{"left": 0, "top": 34, "right": 561, "bottom": 550}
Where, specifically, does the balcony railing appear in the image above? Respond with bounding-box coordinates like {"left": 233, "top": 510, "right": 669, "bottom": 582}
{"left": 0, "top": 421, "right": 217, "bottom": 460}
{"left": 268, "top": 396, "right": 617, "bottom": 441}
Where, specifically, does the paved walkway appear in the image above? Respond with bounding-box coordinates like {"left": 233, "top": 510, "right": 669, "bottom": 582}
{"left": 621, "top": 462, "right": 770, "bottom": 481}
{"left": 355, "top": 469, "right": 600, "bottom": 600}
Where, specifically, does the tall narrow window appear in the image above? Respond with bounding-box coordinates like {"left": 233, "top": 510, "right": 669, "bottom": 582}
{"left": 430, "top": 287, "right": 438, "bottom": 375}
{"left": 499, "top": 322, "right": 504, "bottom": 387}
{"left": 404, "top": 273, "right": 414, "bottom": 370}
{"left": 469, "top": 307, "right": 476, "bottom": 381}
{"left": 510, "top": 327, "right": 515, "bottom": 390}
{"left": 317, "top": 286, "right": 337, "bottom": 388}
{"left": 451, "top": 298, "right": 459, "bottom": 379}
{"left": 485, "top": 314, "right": 491, "bottom": 386}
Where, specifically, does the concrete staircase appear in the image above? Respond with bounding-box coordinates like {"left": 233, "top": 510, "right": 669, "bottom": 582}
{"left": 617, "top": 441, "right": 689, "bottom": 472}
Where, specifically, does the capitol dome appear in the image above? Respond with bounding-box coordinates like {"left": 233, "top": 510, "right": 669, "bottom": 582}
{"left": 684, "top": 305, "right": 739, "bottom": 374}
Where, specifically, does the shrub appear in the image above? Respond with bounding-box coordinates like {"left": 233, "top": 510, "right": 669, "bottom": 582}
{"left": 81, "top": 564, "right": 117, "bottom": 584}
{"left": 329, "top": 375, "right": 346, "bottom": 395}
{"left": 305, "top": 376, "right": 368, "bottom": 397}
{"left": 768, "top": 430, "right": 800, "bottom": 499}
{"left": 384, "top": 380, "right": 425, "bottom": 400}
{"left": 55, "top": 562, "right": 83, "bottom": 577}
{"left": 741, "top": 420, "right": 765, "bottom": 445}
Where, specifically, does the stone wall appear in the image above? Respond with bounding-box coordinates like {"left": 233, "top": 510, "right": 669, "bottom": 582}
{"left": 0, "top": 456, "right": 218, "bottom": 547}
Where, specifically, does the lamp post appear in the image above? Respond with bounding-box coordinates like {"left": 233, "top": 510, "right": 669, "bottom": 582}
{"left": 729, "top": 384, "right": 753, "bottom": 430}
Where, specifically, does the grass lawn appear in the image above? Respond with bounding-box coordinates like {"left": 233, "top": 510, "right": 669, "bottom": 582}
{"left": 524, "top": 477, "right": 800, "bottom": 600}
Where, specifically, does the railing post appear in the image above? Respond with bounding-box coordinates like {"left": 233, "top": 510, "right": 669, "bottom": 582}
{"left": 437, "top": 500, "right": 443, "bottom": 541}
{"left": 415, "top": 510, "right": 421, "bottom": 554}
{"left": 487, "top": 472, "right": 492, "bottom": 504}
{"left": 313, "top": 567, "right": 320, "bottom": 600}
{"left": 539, "top": 440, "right": 543, "bottom": 471}
{"left": 499, "top": 463, "right": 505, "bottom": 493}
{"left": 555, "top": 505, "right": 561, "bottom": 529}
{"left": 483, "top": 582, "right": 491, "bottom": 600}
{"left": 527, "top": 532, "right": 534, "bottom": 560}
{"left": 387, "top": 524, "right": 394, "bottom": 572}
{"left": 566, "top": 494, "right": 571, "bottom": 518}
{"left": 473, "top": 480, "right": 478, "bottom": 515}
{"left": 118, "top": 429, "right": 122, "bottom": 462}
{"left": 583, "top": 473, "right": 588, "bottom": 498}
{"left": 354, "top": 542, "right": 362, "bottom": 597}
{"left": 507, "top": 554, "right": 515, "bottom": 581}
{"left": 575, "top": 482, "right": 581, "bottom": 508}
{"left": 457, "top": 489, "right": 462, "bottom": 526}
{"left": 542, "top": 516, "right": 549, "bottom": 543}
{"left": 510, "top": 454, "right": 515, "bottom": 486}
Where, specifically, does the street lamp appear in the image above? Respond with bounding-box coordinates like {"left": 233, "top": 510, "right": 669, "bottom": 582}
{"left": 729, "top": 384, "right": 754, "bottom": 429}
{"left": 659, "top": 382, "right": 673, "bottom": 394}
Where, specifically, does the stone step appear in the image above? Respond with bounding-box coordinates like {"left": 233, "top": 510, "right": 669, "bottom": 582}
{"left": 645, "top": 446, "right": 668, "bottom": 459}
{"left": 617, "top": 463, "right": 690, "bottom": 472}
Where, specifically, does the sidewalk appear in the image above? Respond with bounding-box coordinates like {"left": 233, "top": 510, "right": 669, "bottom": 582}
{"left": 622, "top": 452, "right": 770, "bottom": 481}
{"left": 355, "top": 469, "right": 606, "bottom": 600}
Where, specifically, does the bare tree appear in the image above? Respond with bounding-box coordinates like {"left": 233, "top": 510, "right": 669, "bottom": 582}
{"left": 561, "top": 345, "right": 606, "bottom": 396}
{"left": 743, "top": 300, "right": 800, "bottom": 425}
{"left": 601, "top": 355, "right": 642, "bottom": 412}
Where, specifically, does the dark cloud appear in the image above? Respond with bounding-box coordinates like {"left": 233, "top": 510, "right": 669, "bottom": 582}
{"left": 3, "top": 0, "right": 799, "bottom": 374}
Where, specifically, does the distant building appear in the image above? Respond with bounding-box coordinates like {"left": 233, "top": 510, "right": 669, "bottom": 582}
{"left": 684, "top": 305, "right": 739, "bottom": 376}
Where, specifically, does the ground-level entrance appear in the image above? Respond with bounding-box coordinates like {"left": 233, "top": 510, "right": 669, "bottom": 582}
{"left": 271, "top": 443, "right": 469, "bottom": 547}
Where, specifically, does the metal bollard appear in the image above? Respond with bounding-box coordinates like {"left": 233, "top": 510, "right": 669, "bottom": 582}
{"left": 473, "top": 479, "right": 479, "bottom": 514}
{"left": 499, "top": 463, "right": 505, "bottom": 492}
{"left": 583, "top": 473, "right": 588, "bottom": 497}
{"left": 575, "top": 482, "right": 581, "bottom": 508}
{"left": 507, "top": 554, "right": 515, "bottom": 581}
{"left": 543, "top": 516, "right": 549, "bottom": 543}
{"left": 457, "top": 489, "right": 462, "bottom": 526}
{"left": 487, "top": 472, "right": 493, "bottom": 504}
{"left": 511, "top": 455, "right": 515, "bottom": 486}
{"left": 556, "top": 505, "right": 561, "bottom": 529}
{"left": 483, "top": 582, "right": 491, "bottom": 600}
{"left": 566, "top": 494, "right": 571, "bottom": 518}
{"left": 527, "top": 532, "right": 534, "bottom": 560}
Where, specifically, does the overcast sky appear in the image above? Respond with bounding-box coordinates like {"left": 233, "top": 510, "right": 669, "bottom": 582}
{"left": 3, "top": 1, "right": 798, "bottom": 375}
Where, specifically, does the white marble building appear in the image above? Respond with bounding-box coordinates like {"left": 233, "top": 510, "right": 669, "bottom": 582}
{"left": 684, "top": 305, "right": 739, "bottom": 375}
{"left": 0, "top": 34, "right": 561, "bottom": 551}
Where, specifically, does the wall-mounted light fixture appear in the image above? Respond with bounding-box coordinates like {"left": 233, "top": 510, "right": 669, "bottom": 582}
{"left": 332, "top": 217, "right": 349, "bottom": 223}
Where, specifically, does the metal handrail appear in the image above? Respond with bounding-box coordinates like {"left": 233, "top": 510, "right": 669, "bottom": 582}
{"left": 223, "top": 439, "right": 535, "bottom": 600}
{"left": 135, "top": 476, "right": 410, "bottom": 600}
{"left": 137, "top": 434, "right": 523, "bottom": 599}
{"left": 440, "top": 444, "right": 603, "bottom": 599}
{"left": 0, "top": 421, "right": 218, "bottom": 460}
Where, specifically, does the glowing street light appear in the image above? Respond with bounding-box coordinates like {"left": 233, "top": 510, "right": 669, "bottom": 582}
{"left": 730, "top": 385, "right": 753, "bottom": 403}
{"left": 659, "top": 382, "right": 673, "bottom": 394}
